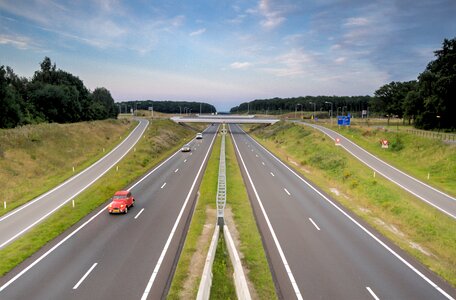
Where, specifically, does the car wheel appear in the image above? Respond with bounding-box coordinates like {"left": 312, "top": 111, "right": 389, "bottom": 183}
{"left": 131, "top": 200, "right": 135, "bottom": 207}
{"left": 124, "top": 207, "right": 128, "bottom": 214}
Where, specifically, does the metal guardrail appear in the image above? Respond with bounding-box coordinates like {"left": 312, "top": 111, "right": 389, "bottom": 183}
{"left": 217, "top": 126, "right": 227, "bottom": 226}
{"left": 196, "top": 225, "right": 219, "bottom": 300}
{"left": 197, "top": 124, "right": 251, "bottom": 300}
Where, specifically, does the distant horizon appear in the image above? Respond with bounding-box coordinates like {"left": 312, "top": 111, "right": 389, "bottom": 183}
{"left": 2, "top": 1, "right": 455, "bottom": 112}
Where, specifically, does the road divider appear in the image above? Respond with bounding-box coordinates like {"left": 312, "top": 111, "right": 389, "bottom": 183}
{"left": 197, "top": 125, "right": 251, "bottom": 300}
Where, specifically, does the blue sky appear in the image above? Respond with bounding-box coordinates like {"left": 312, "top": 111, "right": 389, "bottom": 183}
{"left": 1, "top": 0, "right": 455, "bottom": 111}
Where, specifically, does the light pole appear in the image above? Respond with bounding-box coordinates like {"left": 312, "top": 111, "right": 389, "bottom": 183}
{"left": 295, "top": 103, "right": 302, "bottom": 119}
{"left": 342, "top": 106, "right": 347, "bottom": 116}
{"left": 337, "top": 107, "right": 341, "bottom": 117}
{"left": 325, "top": 101, "right": 333, "bottom": 125}
{"left": 309, "top": 102, "right": 316, "bottom": 120}
{"left": 179, "top": 106, "right": 182, "bottom": 115}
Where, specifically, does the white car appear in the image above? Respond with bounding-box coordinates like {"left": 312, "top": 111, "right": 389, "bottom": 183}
{"left": 196, "top": 133, "right": 203, "bottom": 139}
{"left": 181, "top": 144, "right": 191, "bottom": 152}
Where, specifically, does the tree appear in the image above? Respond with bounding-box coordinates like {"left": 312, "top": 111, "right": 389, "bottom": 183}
{"left": 373, "top": 81, "right": 417, "bottom": 122}
{"left": 415, "top": 37, "right": 456, "bottom": 130}
{"left": 89, "top": 87, "right": 118, "bottom": 120}
{"left": 0, "top": 66, "right": 24, "bottom": 128}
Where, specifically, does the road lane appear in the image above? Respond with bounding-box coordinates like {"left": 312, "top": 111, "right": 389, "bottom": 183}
{"left": 0, "top": 125, "right": 218, "bottom": 300}
{"left": 230, "top": 124, "right": 455, "bottom": 300}
{"left": 302, "top": 122, "right": 456, "bottom": 219}
{"left": 0, "top": 119, "right": 149, "bottom": 248}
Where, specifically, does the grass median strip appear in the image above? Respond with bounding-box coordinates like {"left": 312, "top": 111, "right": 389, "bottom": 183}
{"left": 168, "top": 130, "right": 276, "bottom": 299}
{"left": 245, "top": 121, "right": 456, "bottom": 287}
{"left": 0, "top": 119, "right": 195, "bottom": 276}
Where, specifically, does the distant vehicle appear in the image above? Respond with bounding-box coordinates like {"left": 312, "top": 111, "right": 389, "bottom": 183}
{"left": 108, "top": 190, "right": 135, "bottom": 214}
{"left": 181, "top": 144, "right": 191, "bottom": 152}
{"left": 196, "top": 133, "right": 203, "bottom": 139}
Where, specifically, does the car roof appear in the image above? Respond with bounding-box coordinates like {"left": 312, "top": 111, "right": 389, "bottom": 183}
{"left": 114, "top": 190, "right": 129, "bottom": 196}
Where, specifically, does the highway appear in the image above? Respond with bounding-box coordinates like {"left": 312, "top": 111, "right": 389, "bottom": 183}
{"left": 0, "top": 125, "right": 217, "bottom": 300}
{"left": 229, "top": 124, "right": 455, "bottom": 299}
{"left": 302, "top": 122, "right": 456, "bottom": 219}
{"left": 0, "top": 119, "right": 149, "bottom": 249}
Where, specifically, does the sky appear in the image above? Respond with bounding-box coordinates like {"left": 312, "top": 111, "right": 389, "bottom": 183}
{"left": 1, "top": 0, "right": 455, "bottom": 111}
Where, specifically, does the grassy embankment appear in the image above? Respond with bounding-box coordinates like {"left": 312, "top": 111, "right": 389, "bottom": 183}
{"left": 245, "top": 121, "right": 456, "bottom": 287}
{"left": 325, "top": 123, "right": 456, "bottom": 197}
{"left": 0, "top": 119, "right": 136, "bottom": 216}
{"left": 0, "top": 119, "right": 197, "bottom": 276}
{"left": 168, "top": 130, "right": 276, "bottom": 299}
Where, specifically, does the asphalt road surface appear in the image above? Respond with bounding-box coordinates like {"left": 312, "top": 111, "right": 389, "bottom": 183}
{"left": 0, "top": 119, "right": 149, "bottom": 249}
{"left": 0, "top": 125, "right": 218, "bottom": 300}
{"left": 302, "top": 122, "right": 456, "bottom": 219}
{"left": 229, "top": 124, "right": 455, "bottom": 300}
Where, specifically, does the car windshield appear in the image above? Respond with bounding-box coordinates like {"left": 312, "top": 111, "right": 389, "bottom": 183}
{"left": 113, "top": 195, "right": 127, "bottom": 200}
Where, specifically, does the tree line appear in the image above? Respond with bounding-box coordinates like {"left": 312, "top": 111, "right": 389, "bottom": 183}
{"left": 0, "top": 57, "right": 118, "bottom": 129}
{"left": 117, "top": 100, "right": 216, "bottom": 115}
{"left": 231, "top": 37, "right": 455, "bottom": 131}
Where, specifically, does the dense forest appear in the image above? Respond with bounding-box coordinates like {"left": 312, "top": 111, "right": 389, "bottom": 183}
{"left": 0, "top": 57, "right": 118, "bottom": 129}
{"left": 231, "top": 37, "right": 455, "bottom": 131}
{"left": 117, "top": 100, "right": 216, "bottom": 115}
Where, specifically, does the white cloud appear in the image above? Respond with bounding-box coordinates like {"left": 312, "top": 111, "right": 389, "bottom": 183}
{"left": 344, "top": 17, "right": 369, "bottom": 27}
{"left": 248, "top": 0, "right": 286, "bottom": 30}
{"left": 230, "top": 62, "right": 252, "bottom": 69}
{"left": 189, "top": 28, "right": 206, "bottom": 36}
{"left": 0, "top": 34, "right": 34, "bottom": 50}
{"left": 263, "top": 48, "right": 313, "bottom": 77}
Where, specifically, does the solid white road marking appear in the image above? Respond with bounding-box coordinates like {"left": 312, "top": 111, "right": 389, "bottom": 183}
{"left": 256, "top": 154, "right": 259, "bottom": 157}
{"left": 0, "top": 120, "right": 147, "bottom": 224}
{"left": 72, "top": 263, "right": 98, "bottom": 290}
{"left": 238, "top": 124, "right": 454, "bottom": 300}
{"left": 134, "top": 208, "right": 145, "bottom": 220}
{"left": 366, "top": 287, "right": 380, "bottom": 300}
{"left": 229, "top": 124, "right": 303, "bottom": 300}
{"left": 184, "top": 159, "right": 187, "bottom": 163}
{"left": 262, "top": 162, "right": 265, "bottom": 166}
{"left": 284, "top": 188, "right": 291, "bottom": 196}
{"left": 0, "top": 121, "right": 150, "bottom": 249}
{"left": 270, "top": 172, "right": 275, "bottom": 177}
{"left": 0, "top": 143, "right": 183, "bottom": 293}
{"left": 141, "top": 128, "right": 217, "bottom": 300}
{"left": 174, "top": 169, "right": 179, "bottom": 173}
{"left": 309, "top": 218, "right": 321, "bottom": 231}
{"left": 161, "top": 183, "right": 166, "bottom": 189}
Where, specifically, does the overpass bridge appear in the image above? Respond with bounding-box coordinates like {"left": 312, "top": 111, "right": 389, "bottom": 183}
{"left": 171, "top": 115, "right": 279, "bottom": 124}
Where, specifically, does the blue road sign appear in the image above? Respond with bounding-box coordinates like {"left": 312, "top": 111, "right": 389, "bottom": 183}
{"left": 337, "top": 116, "right": 351, "bottom": 126}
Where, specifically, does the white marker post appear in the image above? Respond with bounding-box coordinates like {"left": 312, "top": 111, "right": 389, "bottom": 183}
{"left": 373, "top": 171, "right": 376, "bottom": 178}
{"left": 72, "top": 200, "right": 75, "bottom": 208}
{"left": 73, "top": 166, "right": 75, "bottom": 172}
{"left": 3, "top": 201, "right": 6, "bottom": 209}
{"left": 116, "top": 165, "right": 119, "bottom": 171}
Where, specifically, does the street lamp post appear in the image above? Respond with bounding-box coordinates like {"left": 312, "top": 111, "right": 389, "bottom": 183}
{"left": 295, "top": 103, "right": 302, "bottom": 119}
{"left": 309, "top": 102, "right": 316, "bottom": 120}
{"left": 342, "top": 106, "right": 347, "bottom": 116}
{"left": 325, "top": 101, "right": 333, "bottom": 125}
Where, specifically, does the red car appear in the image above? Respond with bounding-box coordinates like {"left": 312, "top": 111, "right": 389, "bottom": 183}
{"left": 108, "top": 190, "right": 135, "bottom": 214}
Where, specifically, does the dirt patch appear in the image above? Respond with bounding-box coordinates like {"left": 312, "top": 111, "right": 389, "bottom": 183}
{"left": 225, "top": 207, "right": 260, "bottom": 300}
{"left": 329, "top": 187, "right": 350, "bottom": 200}
{"left": 180, "top": 207, "right": 216, "bottom": 299}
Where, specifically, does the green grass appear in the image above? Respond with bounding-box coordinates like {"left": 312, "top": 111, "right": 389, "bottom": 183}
{"left": 167, "top": 134, "right": 221, "bottom": 299}
{"left": 325, "top": 123, "right": 456, "bottom": 197}
{"left": 226, "top": 132, "right": 277, "bottom": 299}
{"left": 168, "top": 131, "right": 276, "bottom": 299}
{"left": 246, "top": 121, "right": 456, "bottom": 287}
{"left": 0, "top": 119, "right": 196, "bottom": 276}
{"left": 210, "top": 232, "right": 236, "bottom": 299}
{"left": 0, "top": 119, "right": 136, "bottom": 216}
